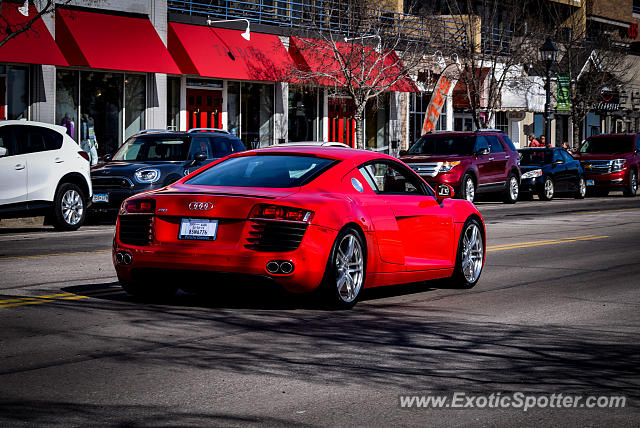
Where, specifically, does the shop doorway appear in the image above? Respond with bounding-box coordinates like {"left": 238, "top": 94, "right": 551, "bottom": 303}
{"left": 328, "top": 98, "right": 355, "bottom": 147}
{"left": 187, "top": 89, "right": 222, "bottom": 130}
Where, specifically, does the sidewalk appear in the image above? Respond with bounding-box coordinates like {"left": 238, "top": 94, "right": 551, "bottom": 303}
{"left": 0, "top": 217, "right": 46, "bottom": 229}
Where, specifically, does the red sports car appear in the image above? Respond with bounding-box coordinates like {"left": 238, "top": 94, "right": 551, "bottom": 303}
{"left": 113, "top": 146, "right": 486, "bottom": 308}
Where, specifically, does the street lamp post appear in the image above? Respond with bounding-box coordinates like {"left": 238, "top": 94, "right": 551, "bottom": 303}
{"left": 539, "top": 37, "right": 558, "bottom": 147}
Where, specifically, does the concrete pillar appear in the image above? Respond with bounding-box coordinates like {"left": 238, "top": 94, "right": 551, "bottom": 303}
{"left": 274, "top": 82, "right": 288, "bottom": 143}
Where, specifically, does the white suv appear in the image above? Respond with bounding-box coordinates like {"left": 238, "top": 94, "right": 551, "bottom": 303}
{"left": 0, "top": 120, "right": 92, "bottom": 230}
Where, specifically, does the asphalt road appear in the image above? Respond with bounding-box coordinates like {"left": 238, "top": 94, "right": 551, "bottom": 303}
{"left": 0, "top": 194, "right": 639, "bottom": 426}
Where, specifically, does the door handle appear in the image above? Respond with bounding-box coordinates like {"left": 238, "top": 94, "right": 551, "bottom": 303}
{"left": 14, "top": 163, "right": 25, "bottom": 170}
{"left": 488, "top": 157, "right": 495, "bottom": 161}
{"left": 54, "top": 157, "right": 64, "bottom": 163}
{"left": 505, "top": 155, "right": 510, "bottom": 159}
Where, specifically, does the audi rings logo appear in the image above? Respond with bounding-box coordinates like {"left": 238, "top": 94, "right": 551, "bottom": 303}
{"left": 189, "top": 202, "right": 214, "bottom": 211}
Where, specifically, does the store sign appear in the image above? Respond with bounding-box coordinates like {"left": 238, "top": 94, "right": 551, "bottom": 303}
{"left": 557, "top": 73, "right": 571, "bottom": 111}
{"left": 421, "top": 63, "right": 459, "bottom": 134}
{"left": 597, "top": 102, "right": 620, "bottom": 111}
{"left": 507, "top": 111, "right": 525, "bottom": 120}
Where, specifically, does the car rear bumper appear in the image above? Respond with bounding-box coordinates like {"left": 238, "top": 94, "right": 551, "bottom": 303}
{"left": 113, "top": 222, "right": 337, "bottom": 294}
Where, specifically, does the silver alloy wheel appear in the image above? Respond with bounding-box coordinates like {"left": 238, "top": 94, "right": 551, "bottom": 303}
{"left": 579, "top": 178, "right": 586, "bottom": 197}
{"left": 461, "top": 223, "right": 483, "bottom": 283}
{"left": 61, "top": 189, "right": 83, "bottom": 226}
{"left": 544, "top": 178, "right": 554, "bottom": 199}
{"left": 464, "top": 177, "right": 475, "bottom": 202}
{"left": 334, "top": 233, "right": 364, "bottom": 303}
{"left": 509, "top": 176, "right": 519, "bottom": 201}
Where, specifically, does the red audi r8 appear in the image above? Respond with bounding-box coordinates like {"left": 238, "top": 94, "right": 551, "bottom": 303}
{"left": 113, "top": 146, "right": 485, "bottom": 308}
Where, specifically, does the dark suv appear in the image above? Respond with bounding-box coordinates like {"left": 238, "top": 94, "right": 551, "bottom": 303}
{"left": 90, "top": 129, "right": 245, "bottom": 215}
{"left": 399, "top": 130, "right": 521, "bottom": 203}
{"left": 575, "top": 133, "right": 639, "bottom": 197}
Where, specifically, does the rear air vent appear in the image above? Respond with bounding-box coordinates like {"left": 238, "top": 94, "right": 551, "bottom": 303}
{"left": 118, "top": 215, "right": 153, "bottom": 246}
{"left": 245, "top": 220, "right": 307, "bottom": 252}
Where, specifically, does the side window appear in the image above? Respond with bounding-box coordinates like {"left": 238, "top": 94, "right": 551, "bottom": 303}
{"left": 501, "top": 135, "right": 517, "bottom": 151}
{"left": 211, "top": 137, "right": 242, "bottom": 158}
{"left": 358, "top": 161, "right": 427, "bottom": 195}
{"left": 560, "top": 150, "right": 574, "bottom": 162}
{"left": 636, "top": 136, "right": 640, "bottom": 151}
{"left": 487, "top": 136, "right": 505, "bottom": 153}
{"left": 14, "top": 126, "right": 62, "bottom": 155}
{"left": 474, "top": 136, "right": 489, "bottom": 153}
{"left": 188, "top": 137, "right": 212, "bottom": 159}
{"left": 0, "top": 127, "right": 16, "bottom": 157}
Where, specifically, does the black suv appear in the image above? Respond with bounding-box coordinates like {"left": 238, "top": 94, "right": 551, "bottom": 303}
{"left": 90, "top": 129, "right": 245, "bottom": 216}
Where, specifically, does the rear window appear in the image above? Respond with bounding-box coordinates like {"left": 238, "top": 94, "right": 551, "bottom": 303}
{"left": 579, "top": 136, "right": 633, "bottom": 154}
{"left": 408, "top": 135, "right": 475, "bottom": 155}
{"left": 186, "top": 155, "right": 336, "bottom": 188}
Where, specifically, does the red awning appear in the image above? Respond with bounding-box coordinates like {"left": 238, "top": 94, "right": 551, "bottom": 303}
{"left": 289, "top": 37, "right": 417, "bottom": 92}
{"left": 56, "top": 9, "right": 180, "bottom": 74}
{"left": 0, "top": 3, "right": 67, "bottom": 66}
{"left": 168, "top": 22, "right": 295, "bottom": 81}
{"left": 453, "top": 68, "right": 490, "bottom": 109}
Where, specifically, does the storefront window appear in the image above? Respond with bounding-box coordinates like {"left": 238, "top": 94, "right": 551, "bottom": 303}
{"left": 7, "top": 65, "right": 28, "bottom": 120}
{"left": 124, "top": 74, "right": 145, "bottom": 140}
{"left": 288, "top": 86, "right": 319, "bottom": 141}
{"left": 80, "top": 72, "right": 123, "bottom": 156}
{"left": 241, "top": 82, "right": 273, "bottom": 148}
{"left": 495, "top": 111, "right": 508, "bottom": 135}
{"left": 167, "top": 76, "right": 180, "bottom": 131}
{"left": 56, "top": 70, "right": 79, "bottom": 141}
{"left": 409, "top": 92, "right": 447, "bottom": 146}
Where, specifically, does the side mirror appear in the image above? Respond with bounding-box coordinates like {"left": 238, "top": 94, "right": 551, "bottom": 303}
{"left": 0, "top": 147, "right": 6, "bottom": 157}
{"left": 553, "top": 160, "right": 564, "bottom": 165}
{"left": 194, "top": 152, "right": 207, "bottom": 162}
{"left": 475, "top": 148, "right": 489, "bottom": 156}
{"left": 399, "top": 150, "right": 408, "bottom": 157}
{"left": 103, "top": 153, "right": 113, "bottom": 162}
{"left": 436, "top": 183, "right": 455, "bottom": 201}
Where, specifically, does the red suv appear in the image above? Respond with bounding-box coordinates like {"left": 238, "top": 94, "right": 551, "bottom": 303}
{"left": 399, "top": 130, "right": 521, "bottom": 203}
{"left": 576, "top": 134, "right": 639, "bottom": 197}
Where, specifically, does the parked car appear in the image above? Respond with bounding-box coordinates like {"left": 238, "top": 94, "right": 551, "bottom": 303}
{"left": 518, "top": 147, "right": 586, "bottom": 200}
{"left": 113, "top": 146, "right": 486, "bottom": 308}
{"left": 0, "top": 120, "right": 92, "bottom": 230}
{"left": 90, "top": 128, "right": 245, "bottom": 216}
{"left": 399, "top": 130, "right": 521, "bottom": 204}
{"left": 576, "top": 133, "right": 639, "bottom": 197}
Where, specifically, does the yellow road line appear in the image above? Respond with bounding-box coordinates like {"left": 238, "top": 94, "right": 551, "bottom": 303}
{"left": 488, "top": 235, "right": 609, "bottom": 252}
{"left": 487, "top": 235, "right": 597, "bottom": 250}
{"left": 0, "top": 300, "right": 47, "bottom": 308}
{"left": 60, "top": 295, "right": 90, "bottom": 300}
{"left": 0, "top": 249, "right": 111, "bottom": 261}
{"left": 581, "top": 207, "right": 640, "bottom": 215}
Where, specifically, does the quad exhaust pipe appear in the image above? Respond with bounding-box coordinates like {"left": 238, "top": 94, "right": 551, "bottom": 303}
{"left": 116, "top": 251, "right": 133, "bottom": 265}
{"left": 266, "top": 260, "right": 294, "bottom": 275}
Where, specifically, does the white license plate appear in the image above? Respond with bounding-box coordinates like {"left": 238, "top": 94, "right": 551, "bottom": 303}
{"left": 92, "top": 193, "right": 109, "bottom": 203}
{"left": 179, "top": 218, "right": 218, "bottom": 241}
{"left": 586, "top": 179, "right": 595, "bottom": 186}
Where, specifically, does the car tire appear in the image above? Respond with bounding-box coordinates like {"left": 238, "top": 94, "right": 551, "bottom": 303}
{"left": 459, "top": 173, "right": 476, "bottom": 203}
{"left": 503, "top": 174, "right": 519, "bottom": 204}
{"left": 448, "top": 218, "right": 484, "bottom": 289}
{"left": 320, "top": 226, "right": 366, "bottom": 309}
{"left": 623, "top": 169, "right": 638, "bottom": 197}
{"left": 539, "top": 177, "right": 555, "bottom": 201}
{"left": 51, "top": 183, "right": 86, "bottom": 231}
{"left": 575, "top": 176, "right": 586, "bottom": 199}
{"left": 118, "top": 274, "right": 178, "bottom": 301}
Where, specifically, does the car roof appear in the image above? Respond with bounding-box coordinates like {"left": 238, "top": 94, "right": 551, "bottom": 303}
{"left": 237, "top": 145, "right": 394, "bottom": 163}
{"left": 420, "top": 129, "right": 505, "bottom": 137}
{"left": 269, "top": 141, "right": 351, "bottom": 148}
{"left": 0, "top": 120, "right": 68, "bottom": 135}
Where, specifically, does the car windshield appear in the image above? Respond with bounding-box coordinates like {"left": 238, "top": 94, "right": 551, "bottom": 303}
{"left": 113, "top": 136, "right": 190, "bottom": 161}
{"left": 579, "top": 136, "right": 633, "bottom": 154}
{"left": 186, "top": 155, "right": 336, "bottom": 188}
{"left": 407, "top": 135, "right": 475, "bottom": 155}
{"left": 519, "top": 150, "right": 552, "bottom": 165}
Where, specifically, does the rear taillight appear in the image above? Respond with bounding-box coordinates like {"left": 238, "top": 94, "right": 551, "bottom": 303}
{"left": 78, "top": 151, "right": 89, "bottom": 161}
{"left": 120, "top": 199, "right": 156, "bottom": 215}
{"left": 249, "top": 204, "right": 314, "bottom": 223}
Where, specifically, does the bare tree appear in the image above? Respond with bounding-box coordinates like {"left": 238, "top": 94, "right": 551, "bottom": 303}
{"left": 431, "top": 0, "right": 534, "bottom": 129}
{"left": 528, "top": 1, "right": 636, "bottom": 145}
{"left": 287, "top": 0, "right": 439, "bottom": 149}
